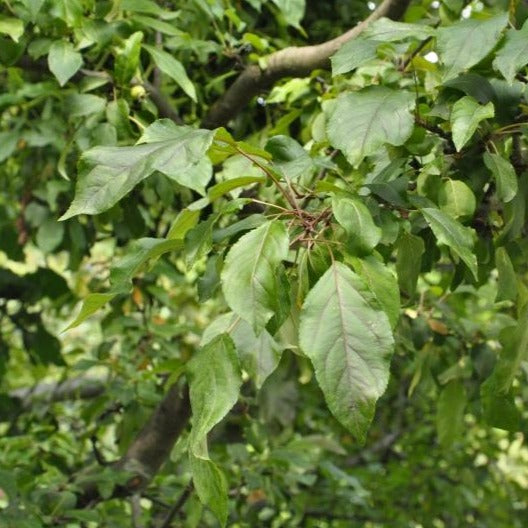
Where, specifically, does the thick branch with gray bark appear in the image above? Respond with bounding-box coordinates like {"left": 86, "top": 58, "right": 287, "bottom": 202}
{"left": 76, "top": 382, "right": 190, "bottom": 506}
{"left": 202, "top": 0, "right": 411, "bottom": 129}
{"left": 10, "top": 376, "right": 106, "bottom": 409}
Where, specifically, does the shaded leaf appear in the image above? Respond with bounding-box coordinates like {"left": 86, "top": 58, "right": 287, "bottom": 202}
{"left": 483, "top": 152, "right": 518, "bottom": 203}
{"left": 396, "top": 232, "right": 425, "bottom": 299}
{"left": 437, "top": 381, "right": 466, "bottom": 447}
{"left": 496, "top": 246, "right": 517, "bottom": 302}
{"left": 421, "top": 207, "right": 477, "bottom": 279}
{"left": 110, "top": 237, "right": 183, "bottom": 291}
{"left": 265, "top": 135, "right": 313, "bottom": 180}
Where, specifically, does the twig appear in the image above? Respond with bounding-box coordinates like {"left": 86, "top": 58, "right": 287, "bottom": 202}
{"left": 143, "top": 80, "right": 183, "bottom": 124}
{"left": 400, "top": 36, "right": 433, "bottom": 71}
{"left": 131, "top": 494, "right": 144, "bottom": 528}
{"left": 158, "top": 484, "right": 193, "bottom": 528}
{"left": 235, "top": 146, "right": 299, "bottom": 211}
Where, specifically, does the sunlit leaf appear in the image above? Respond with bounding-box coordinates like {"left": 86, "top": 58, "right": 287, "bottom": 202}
{"left": 326, "top": 87, "right": 415, "bottom": 166}
{"left": 437, "top": 13, "right": 508, "bottom": 81}
{"left": 450, "top": 96, "right": 494, "bottom": 151}
{"left": 221, "top": 221, "right": 289, "bottom": 333}
{"left": 299, "top": 262, "right": 394, "bottom": 442}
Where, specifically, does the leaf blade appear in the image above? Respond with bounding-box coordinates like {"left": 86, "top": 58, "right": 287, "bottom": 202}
{"left": 299, "top": 262, "right": 394, "bottom": 442}
{"left": 221, "top": 221, "right": 289, "bottom": 333}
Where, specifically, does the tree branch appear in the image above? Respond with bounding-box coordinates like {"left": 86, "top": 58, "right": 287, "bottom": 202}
{"left": 143, "top": 80, "right": 183, "bottom": 124}
{"left": 76, "top": 382, "right": 190, "bottom": 507}
{"left": 10, "top": 376, "right": 106, "bottom": 409}
{"left": 158, "top": 483, "right": 193, "bottom": 528}
{"left": 201, "top": 0, "right": 411, "bottom": 129}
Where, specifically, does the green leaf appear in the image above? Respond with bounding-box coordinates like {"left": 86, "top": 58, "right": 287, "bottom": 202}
{"left": 36, "top": 219, "right": 64, "bottom": 253}
{"left": 0, "top": 131, "right": 19, "bottom": 163}
{"left": 271, "top": 0, "right": 305, "bottom": 27}
{"left": 60, "top": 124, "right": 214, "bottom": 219}
{"left": 483, "top": 152, "right": 518, "bottom": 203}
{"left": 114, "top": 31, "right": 143, "bottom": 86}
{"left": 208, "top": 176, "right": 265, "bottom": 202}
{"left": 486, "top": 308, "right": 528, "bottom": 393}
{"left": 493, "top": 20, "right": 528, "bottom": 84}
{"left": 351, "top": 256, "right": 400, "bottom": 329}
{"left": 396, "top": 232, "right": 424, "bottom": 299}
{"left": 495, "top": 247, "right": 517, "bottom": 302}
{"left": 436, "top": 381, "right": 466, "bottom": 447}
{"left": 20, "top": 0, "right": 45, "bottom": 20}
{"left": 189, "top": 455, "right": 228, "bottom": 527}
{"left": 481, "top": 390, "right": 521, "bottom": 431}
{"left": 66, "top": 94, "right": 106, "bottom": 117}
{"left": 363, "top": 18, "right": 435, "bottom": 41}
{"left": 331, "top": 38, "right": 381, "bottom": 75}
{"left": 48, "top": 40, "right": 83, "bottom": 86}
{"left": 121, "top": 0, "right": 171, "bottom": 16}
{"left": 167, "top": 209, "right": 200, "bottom": 240}
{"left": 443, "top": 73, "right": 495, "bottom": 104}
{"left": 326, "top": 87, "right": 416, "bottom": 166}
{"left": 0, "top": 16, "right": 24, "bottom": 42}
{"left": 450, "top": 96, "right": 494, "bottom": 152}
{"left": 202, "top": 313, "right": 283, "bottom": 388}
{"left": 187, "top": 334, "right": 241, "bottom": 526}
{"left": 213, "top": 214, "right": 267, "bottom": 243}
{"left": 437, "top": 13, "right": 509, "bottom": 81}
{"left": 421, "top": 207, "right": 477, "bottom": 279}
{"left": 221, "top": 221, "right": 289, "bottom": 333}
{"left": 184, "top": 216, "right": 217, "bottom": 267}
{"left": 110, "top": 238, "right": 183, "bottom": 291}
{"left": 332, "top": 195, "right": 381, "bottom": 254}
{"left": 188, "top": 334, "right": 242, "bottom": 451}
{"left": 265, "top": 135, "right": 313, "bottom": 180}
{"left": 143, "top": 45, "right": 197, "bottom": 101}
{"left": 438, "top": 179, "right": 476, "bottom": 218}
{"left": 299, "top": 262, "right": 394, "bottom": 442}
{"left": 64, "top": 293, "right": 116, "bottom": 331}
{"left": 134, "top": 15, "right": 183, "bottom": 36}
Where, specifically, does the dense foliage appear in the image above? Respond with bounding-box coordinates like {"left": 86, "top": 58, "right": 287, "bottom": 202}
{"left": 2, "top": 0, "right": 528, "bottom": 526}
